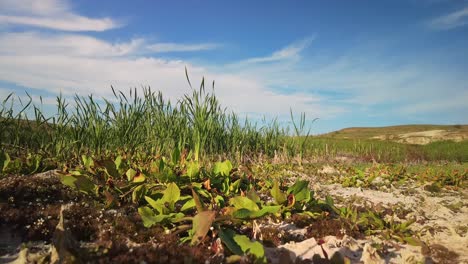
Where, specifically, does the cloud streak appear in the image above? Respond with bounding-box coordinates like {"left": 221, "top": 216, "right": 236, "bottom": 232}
{"left": 0, "top": 32, "right": 144, "bottom": 57}
{"left": 147, "top": 43, "right": 220, "bottom": 53}
{"left": 0, "top": 0, "right": 121, "bottom": 31}
{"left": 428, "top": 6, "right": 468, "bottom": 30}
{"left": 219, "top": 39, "right": 468, "bottom": 122}
{"left": 236, "top": 37, "right": 314, "bottom": 64}
{"left": 0, "top": 32, "right": 220, "bottom": 57}
{"left": 0, "top": 31, "right": 335, "bottom": 120}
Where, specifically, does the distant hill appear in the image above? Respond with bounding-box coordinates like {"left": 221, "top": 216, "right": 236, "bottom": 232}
{"left": 322, "top": 124, "right": 468, "bottom": 145}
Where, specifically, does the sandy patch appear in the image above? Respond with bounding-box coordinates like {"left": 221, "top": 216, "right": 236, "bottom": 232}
{"left": 322, "top": 184, "right": 468, "bottom": 263}
{"left": 371, "top": 129, "right": 468, "bottom": 145}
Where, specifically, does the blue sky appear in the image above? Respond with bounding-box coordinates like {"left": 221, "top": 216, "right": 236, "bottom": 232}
{"left": 0, "top": 0, "right": 467, "bottom": 133}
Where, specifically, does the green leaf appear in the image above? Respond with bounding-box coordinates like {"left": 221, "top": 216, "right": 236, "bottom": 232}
{"left": 246, "top": 189, "right": 261, "bottom": 204}
{"left": 28, "top": 154, "right": 41, "bottom": 174}
{"left": 75, "top": 176, "right": 97, "bottom": 194}
{"left": 270, "top": 180, "right": 286, "bottom": 205}
{"left": 181, "top": 198, "right": 195, "bottom": 211}
{"left": 2, "top": 152, "right": 11, "bottom": 172}
{"left": 287, "top": 180, "right": 310, "bottom": 202}
{"left": 404, "top": 236, "right": 422, "bottom": 246}
{"left": 162, "top": 182, "right": 180, "bottom": 210}
{"left": 297, "top": 211, "right": 322, "bottom": 219}
{"left": 214, "top": 195, "right": 225, "bottom": 208}
{"left": 230, "top": 196, "right": 259, "bottom": 211}
{"left": 133, "top": 171, "right": 146, "bottom": 183}
{"left": 101, "top": 159, "right": 120, "bottom": 178}
{"left": 126, "top": 168, "right": 137, "bottom": 182}
{"left": 251, "top": 206, "right": 281, "bottom": 218}
{"left": 225, "top": 255, "right": 242, "bottom": 264}
{"left": 325, "top": 195, "right": 335, "bottom": 207}
{"left": 170, "top": 212, "right": 185, "bottom": 222}
{"left": 132, "top": 184, "right": 147, "bottom": 204}
{"left": 61, "top": 175, "right": 77, "bottom": 189}
{"left": 233, "top": 234, "right": 265, "bottom": 262}
{"left": 229, "top": 179, "right": 242, "bottom": 193}
{"left": 186, "top": 161, "right": 199, "bottom": 180}
{"left": 60, "top": 174, "right": 97, "bottom": 195}
{"left": 69, "top": 170, "right": 82, "bottom": 176}
{"left": 138, "top": 207, "right": 182, "bottom": 228}
{"left": 145, "top": 196, "right": 167, "bottom": 214}
{"left": 219, "top": 229, "right": 243, "bottom": 256}
{"left": 138, "top": 206, "right": 159, "bottom": 228}
{"left": 191, "top": 210, "right": 216, "bottom": 245}
{"left": 213, "top": 160, "right": 233, "bottom": 177}
{"left": 114, "top": 155, "right": 122, "bottom": 171}
{"left": 221, "top": 177, "right": 230, "bottom": 194}
{"left": 81, "top": 155, "right": 94, "bottom": 171}
{"left": 232, "top": 206, "right": 281, "bottom": 219}
{"left": 231, "top": 208, "right": 252, "bottom": 219}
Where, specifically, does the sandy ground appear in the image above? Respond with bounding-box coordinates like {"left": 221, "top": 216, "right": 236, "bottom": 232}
{"left": 321, "top": 184, "right": 467, "bottom": 263}
{"left": 372, "top": 129, "right": 468, "bottom": 145}
{"left": 266, "top": 166, "right": 468, "bottom": 264}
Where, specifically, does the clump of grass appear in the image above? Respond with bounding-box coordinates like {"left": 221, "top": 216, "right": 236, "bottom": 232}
{"left": 422, "top": 140, "right": 468, "bottom": 162}
{"left": 1, "top": 76, "right": 466, "bottom": 168}
{"left": 0, "top": 80, "right": 292, "bottom": 166}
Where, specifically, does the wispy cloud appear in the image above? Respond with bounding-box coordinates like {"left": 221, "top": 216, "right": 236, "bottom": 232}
{"left": 428, "top": 6, "right": 468, "bottom": 30}
{"left": 0, "top": 0, "right": 121, "bottom": 31}
{"left": 397, "top": 89, "right": 468, "bottom": 114}
{"left": 0, "top": 15, "right": 119, "bottom": 32}
{"left": 0, "top": 32, "right": 144, "bottom": 57}
{"left": 0, "top": 32, "right": 220, "bottom": 57}
{"left": 0, "top": 0, "right": 67, "bottom": 16}
{"left": 218, "top": 38, "right": 468, "bottom": 122}
{"left": 0, "top": 31, "right": 332, "bottom": 119}
{"left": 236, "top": 37, "right": 314, "bottom": 64}
{"left": 147, "top": 43, "right": 220, "bottom": 53}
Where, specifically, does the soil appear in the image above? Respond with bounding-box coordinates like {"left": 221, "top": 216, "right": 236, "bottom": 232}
{"left": 0, "top": 171, "right": 214, "bottom": 264}
{"left": 1, "top": 167, "right": 467, "bottom": 263}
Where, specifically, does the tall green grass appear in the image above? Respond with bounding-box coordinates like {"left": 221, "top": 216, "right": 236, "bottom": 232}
{"left": 1, "top": 80, "right": 466, "bottom": 164}
{"left": 0, "top": 84, "right": 291, "bottom": 163}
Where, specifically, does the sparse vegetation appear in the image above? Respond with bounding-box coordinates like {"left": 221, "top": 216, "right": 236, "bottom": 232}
{"left": 1, "top": 78, "right": 467, "bottom": 263}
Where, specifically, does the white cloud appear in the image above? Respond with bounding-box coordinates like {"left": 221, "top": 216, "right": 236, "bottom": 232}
{"left": 235, "top": 37, "right": 314, "bottom": 64}
{"left": 147, "top": 43, "right": 220, "bottom": 53}
{"left": 0, "top": 0, "right": 120, "bottom": 31}
{"left": 397, "top": 89, "right": 468, "bottom": 114}
{"left": 1, "top": 0, "right": 463, "bottom": 126}
{"left": 428, "top": 6, "right": 468, "bottom": 30}
{"left": 0, "top": 32, "right": 144, "bottom": 57}
{"left": 0, "top": 15, "right": 119, "bottom": 32}
{"left": 0, "top": 32, "right": 334, "bottom": 120}
{"left": 0, "top": 0, "right": 66, "bottom": 16}
{"left": 219, "top": 41, "right": 468, "bottom": 120}
{"left": 0, "top": 32, "right": 222, "bottom": 57}
{"left": 1, "top": 29, "right": 464, "bottom": 123}
{"left": 0, "top": 2, "right": 334, "bottom": 120}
